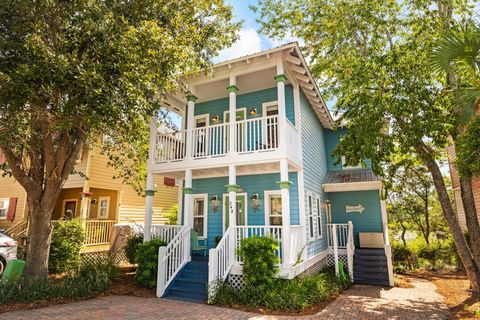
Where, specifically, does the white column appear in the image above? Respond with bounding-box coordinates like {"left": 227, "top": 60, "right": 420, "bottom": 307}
{"left": 276, "top": 60, "right": 287, "bottom": 151}
{"left": 144, "top": 115, "right": 158, "bottom": 242}
{"left": 279, "top": 159, "right": 291, "bottom": 265}
{"left": 228, "top": 75, "right": 238, "bottom": 154}
{"left": 184, "top": 169, "right": 193, "bottom": 228}
{"left": 227, "top": 164, "right": 237, "bottom": 228}
{"left": 185, "top": 93, "right": 196, "bottom": 159}
{"left": 333, "top": 223, "right": 339, "bottom": 276}
{"left": 144, "top": 172, "right": 155, "bottom": 242}
{"left": 177, "top": 180, "right": 183, "bottom": 225}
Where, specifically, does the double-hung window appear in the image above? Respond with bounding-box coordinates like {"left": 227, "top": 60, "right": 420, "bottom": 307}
{"left": 193, "top": 195, "right": 208, "bottom": 238}
{"left": 308, "top": 194, "right": 315, "bottom": 240}
{"left": 267, "top": 193, "right": 282, "bottom": 226}
{"left": 315, "top": 196, "right": 323, "bottom": 238}
{"left": 97, "top": 196, "right": 110, "bottom": 219}
{"left": 0, "top": 198, "right": 9, "bottom": 219}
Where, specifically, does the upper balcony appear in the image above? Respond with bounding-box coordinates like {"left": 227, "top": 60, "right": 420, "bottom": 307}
{"left": 150, "top": 114, "right": 302, "bottom": 175}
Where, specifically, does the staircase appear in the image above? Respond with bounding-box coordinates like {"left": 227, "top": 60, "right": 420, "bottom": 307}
{"left": 353, "top": 248, "right": 390, "bottom": 286}
{"left": 163, "top": 255, "right": 208, "bottom": 303}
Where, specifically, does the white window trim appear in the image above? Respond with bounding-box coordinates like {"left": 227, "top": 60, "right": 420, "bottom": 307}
{"left": 0, "top": 198, "right": 9, "bottom": 220}
{"left": 194, "top": 114, "right": 210, "bottom": 127}
{"left": 97, "top": 196, "right": 110, "bottom": 220}
{"left": 192, "top": 193, "right": 208, "bottom": 239}
{"left": 262, "top": 101, "right": 278, "bottom": 117}
{"left": 307, "top": 192, "right": 315, "bottom": 241}
{"left": 62, "top": 199, "right": 78, "bottom": 218}
{"left": 341, "top": 156, "right": 362, "bottom": 170}
{"left": 222, "top": 192, "right": 248, "bottom": 233}
{"left": 264, "top": 190, "right": 282, "bottom": 226}
{"left": 223, "top": 107, "right": 247, "bottom": 122}
{"left": 315, "top": 195, "right": 323, "bottom": 239}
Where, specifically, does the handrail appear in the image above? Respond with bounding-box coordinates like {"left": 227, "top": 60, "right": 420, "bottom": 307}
{"left": 208, "top": 226, "right": 235, "bottom": 295}
{"left": 150, "top": 225, "right": 183, "bottom": 243}
{"left": 4, "top": 219, "right": 28, "bottom": 239}
{"left": 156, "top": 226, "right": 190, "bottom": 297}
{"left": 327, "top": 223, "right": 348, "bottom": 248}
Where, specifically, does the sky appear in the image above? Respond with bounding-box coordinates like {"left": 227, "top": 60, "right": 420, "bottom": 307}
{"left": 213, "top": 0, "right": 299, "bottom": 62}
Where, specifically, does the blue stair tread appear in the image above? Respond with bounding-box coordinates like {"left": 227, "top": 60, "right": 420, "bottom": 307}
{"left": 170, "top": 285, "right": 207, "bottom": 295}
{"left": 176, "top": 277, "right": 208, "bottom": 284}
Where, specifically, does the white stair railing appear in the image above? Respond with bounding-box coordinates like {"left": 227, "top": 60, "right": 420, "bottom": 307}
{"left": 208, "top": 227, "right": 235, "bottom": 297}
{"left": 150, "top": 225, "right": 183, "bottom": 243}
{"left": 346, "top": 221, "right": 355, "bottom": 280}
{"left": 156, "top": 226, "right": 190, "bottom": 297}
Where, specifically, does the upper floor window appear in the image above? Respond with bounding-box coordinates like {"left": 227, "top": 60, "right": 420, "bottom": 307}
{"left": 341, "top": 156, "right": 362, "bottom": 169}
{"left": 0, "top": 198, "right": 9, "bottom": 219}
{"left": 262, "top": 101, "right": 278, "bottom": 117}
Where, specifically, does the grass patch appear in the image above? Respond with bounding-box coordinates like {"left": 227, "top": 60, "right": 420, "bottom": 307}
{"left": 210, "top": 268, "right": 348, "bottom": 313}
{"left": 0, "top": 259, "right": 117, "bottom": 305}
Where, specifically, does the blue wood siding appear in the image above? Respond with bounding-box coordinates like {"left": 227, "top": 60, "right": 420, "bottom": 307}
{"left": 190, "top": 172, "right": 299, "bottom": 249}
{"left": 328, "top": 190, "right": 383, "bottom": 246}
{"left": 194, "top": 85, "right": 295, "bottom": 125}
{"left": 325, "top": 128, "right": 372, "bottom": 171}
{"left": 299, "top": 91, "right": 329, "bottom": 257}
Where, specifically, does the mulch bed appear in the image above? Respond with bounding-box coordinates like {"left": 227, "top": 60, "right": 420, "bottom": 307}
{"left": 408, "top": 270, "right": 480, "bottom": 319}
{"left": 0, "top": 266, "right": 156, "bottom": 315}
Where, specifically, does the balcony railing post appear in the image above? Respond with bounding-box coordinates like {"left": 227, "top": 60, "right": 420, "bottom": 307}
{"left": 185, "top": 94, "right": 197, "bottom": 160}
{"left": 332, "top": 223, "right": 339, "bottom": 276}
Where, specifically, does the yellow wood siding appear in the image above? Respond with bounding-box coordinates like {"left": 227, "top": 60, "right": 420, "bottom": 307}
{"left": 63, "top": 149, "right": 89, "bottom": 189}
{"left": 0, "top": 176, "right": 28, "bottom": 229}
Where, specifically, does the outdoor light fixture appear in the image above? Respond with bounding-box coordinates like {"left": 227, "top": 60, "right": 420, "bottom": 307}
{"left": 211, "top": 114, "right": 220, "bottom": 123}
{"left": 251, "top": 193, "right": 259, "bottom": 211}
{"left": 249, "top": 108, "right": 257, "bottom": 116}
{"left": 211, "top": 194, "right": 219, "bottom": 212}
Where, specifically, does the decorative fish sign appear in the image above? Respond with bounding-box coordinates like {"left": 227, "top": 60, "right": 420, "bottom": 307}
{"left": 346, "top": 204, "right": 365, "bottom": 213}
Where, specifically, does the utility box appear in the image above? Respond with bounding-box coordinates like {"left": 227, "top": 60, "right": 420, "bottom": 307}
{"left": 359, "top": 232, "right": 384, "bottom": 248}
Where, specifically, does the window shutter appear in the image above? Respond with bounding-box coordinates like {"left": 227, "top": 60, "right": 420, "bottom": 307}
{"left": 7, "top": 197, "right": 18, "bottom": 221}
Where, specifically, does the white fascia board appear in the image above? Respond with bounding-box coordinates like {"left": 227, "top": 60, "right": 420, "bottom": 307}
{"left": 322, "top": 181, "right": 382, "bottom": 192}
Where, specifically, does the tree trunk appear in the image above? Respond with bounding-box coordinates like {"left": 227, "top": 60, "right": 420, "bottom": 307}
{"left": 424, "top": 191, "right": 430, "bottom": 244}
{"left": 417, "top": 144, "right": 480, "bottom": 292}
{"left": 401, "top": 223, "right": 407, "bottom": 246}
{"left": 459, "top": 177, "right": 480, "bottom": 268}
{"left": 24, "top": 191, "right": 58, "bottom": 277}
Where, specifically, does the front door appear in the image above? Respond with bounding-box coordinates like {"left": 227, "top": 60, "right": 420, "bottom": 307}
{"left": 224, "top": 195, "right": 246, "bottom": 231}
{"left": 63, "top": 200, "right": 77, "bottom": 219}
{"left": 225, "top": 109, "right": 246, "bottom": 152}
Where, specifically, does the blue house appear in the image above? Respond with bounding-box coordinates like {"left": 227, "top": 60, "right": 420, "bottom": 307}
{"left": 143, "top": 43, "right": 394, "bottom": 302}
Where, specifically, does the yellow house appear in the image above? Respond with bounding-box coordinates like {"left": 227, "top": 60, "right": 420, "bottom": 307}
{"left": 0, "top": 147, "right": 179, "bottom": 248}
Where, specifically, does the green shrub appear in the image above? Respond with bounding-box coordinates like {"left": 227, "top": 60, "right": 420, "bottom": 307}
{"left": 124, "top": 233, "right": 143, "bottom": 264}
{"left": 0, "top": 259, "right": 117, "bottom": 304}
{"left": 49, "top": 219, "right": 85, "bottom": 274}
{"left": 392, "top": 241, "right": 419, "bottom": 273}
{"left": 164, "top": 204, "right": 178, "bottom": 225}
{"left": 135, "top": 238, "right": 167, "bottom": 288}
{"left": 210, "top": 268, "right": 346, "bottom": 312}
{"left": 236, "top": 236, "right": 279, "bottom": 290}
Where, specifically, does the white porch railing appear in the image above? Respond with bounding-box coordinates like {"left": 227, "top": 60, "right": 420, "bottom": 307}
{"left": 208, "top": 227, "right": 235, "bottom": 296}
{"left": 236, "top": 115, "right": 279, "bottom": 152}
{"left": 84, "top": 220, "right": 116, "bottom": 246}
{"left": 156, "top": 226, "right": 190, "bottom": 297}
{"left": 150, "top": 225, "right": 183, "bottom": 243}
{"left": 327, "top": 223, "right": 348, "bottom": 249}
{"left": 192, "top": 123, "right": 229, "bottom": 158}
{"left": 289, "top": 225, "right": 305, "bottom": 265}
{"left": 155, "top": 130, "right": 187, "bottom": 162}
{"left": 327, "top": 222, "right": 354, "bottom": 278}
{"left": 235, "top": 226, "right": 283, "bottom": 263}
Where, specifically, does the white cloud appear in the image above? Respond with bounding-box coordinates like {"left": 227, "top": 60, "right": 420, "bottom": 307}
{"left": 214, "top": 28, "right": 262, "bottom": 63}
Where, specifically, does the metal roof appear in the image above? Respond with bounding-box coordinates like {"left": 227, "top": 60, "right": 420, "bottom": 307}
{"left": 323, "top": 170, "right": 381, "bottom": 185}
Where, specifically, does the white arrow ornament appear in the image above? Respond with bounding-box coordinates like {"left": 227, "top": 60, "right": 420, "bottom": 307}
{"left": 346, "top": 204, "right": 365, "bottom": 213}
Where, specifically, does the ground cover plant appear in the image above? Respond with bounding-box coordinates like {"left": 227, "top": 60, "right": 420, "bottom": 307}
{"left": 210, "top": 236, "right": 348, "bottom": 312}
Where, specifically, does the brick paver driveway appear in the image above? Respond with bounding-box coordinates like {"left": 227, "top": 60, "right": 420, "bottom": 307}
{"left": 2, "top": 277, "right": 450, "bottom": 320}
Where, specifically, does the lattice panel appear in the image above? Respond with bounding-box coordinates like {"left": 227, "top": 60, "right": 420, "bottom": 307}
{"left": 80, "top": 250, "right": 128, "bottom": 266}
{"left": 303, "top": 255, "right": 329, "bottom": 275}
{"left": 228, "top": 274, "right": 245, "bottom": 290}
{"left": 326, "top": 254, "right": 347, "bottom": 267}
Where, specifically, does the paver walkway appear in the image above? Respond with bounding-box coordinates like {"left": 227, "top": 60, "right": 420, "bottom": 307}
{"left": 1, "top": 277, "right": 450, "bottom": 320}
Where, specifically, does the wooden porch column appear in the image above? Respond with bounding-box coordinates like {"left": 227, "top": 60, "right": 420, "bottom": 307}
{"left": 144, "top": 172, "right": 155, "bottom": 242}
{"left": 184, "top": 169, "right": 193, "bottom": 228}
{"left": 144, "top": 115, "right": 158, "bottom": 242}
{"left": 228, "top": 74, "right": 238, "bottom": 154}
{"left": 185, "top": 93, "right": 197, "bottom": 160}
{"left": 279, "top": 159, "right": 292, "bottom": 265}
{"left": 177, "top": 179, "right": 183, "bottom": 225}
{"left": 227, "top": 164, "right": 238, "bottom": 228}
{"left": 275, "top": 59, "right": 288, "bottom": 151}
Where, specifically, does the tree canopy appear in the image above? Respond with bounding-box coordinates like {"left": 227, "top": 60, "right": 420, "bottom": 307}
{"left": 0, "top": 0, "right": 240, "bottom": 277}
